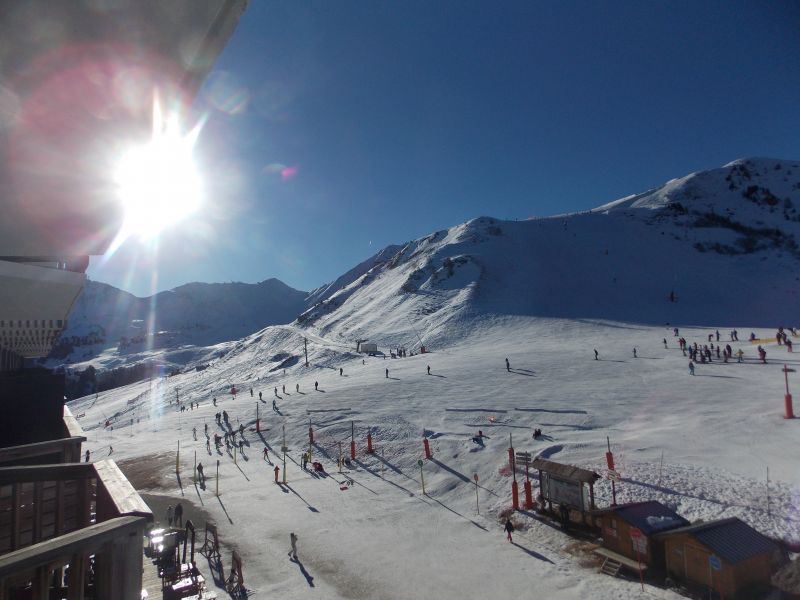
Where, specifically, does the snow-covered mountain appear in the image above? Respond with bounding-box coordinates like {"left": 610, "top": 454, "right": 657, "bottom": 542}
{"left": 297, "top": 157, "right": 800, "bottom": 350}
{"left": 57, "top": 157, "right": 800, "bottom": 372}
{"left": 50, "top": 278, "right": 309, "bottom": 368}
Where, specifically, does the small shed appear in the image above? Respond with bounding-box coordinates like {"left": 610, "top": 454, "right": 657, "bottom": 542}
{"left": 532, "top": 458, "right": 599, "bottom": 523}
{"left": 359, "top": 342, "right": 378, "bottom": 354}
{"left": 654, "top": 517, "right": 783, "bottom": 599}
{"left": 592, "top": 501, "right": 689, "bottom": 569}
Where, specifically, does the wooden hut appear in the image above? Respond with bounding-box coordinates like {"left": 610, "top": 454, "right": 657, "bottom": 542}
{"left": 532, "top": 458, "right": 599, "bottom": 524}
{"left": 592, "top": 501, "right": 689, "bottom": 575}
{"left": 654, "top": 517, "right": 783, "bottom": 599}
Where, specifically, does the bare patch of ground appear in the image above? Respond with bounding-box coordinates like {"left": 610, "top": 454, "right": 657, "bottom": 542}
{"left": 117, "top": 452, "right": 175, "bottom": 490}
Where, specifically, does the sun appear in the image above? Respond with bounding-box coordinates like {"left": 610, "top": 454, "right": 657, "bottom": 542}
{"left": 114, "top": 100, "right": 203, "bottom": 241}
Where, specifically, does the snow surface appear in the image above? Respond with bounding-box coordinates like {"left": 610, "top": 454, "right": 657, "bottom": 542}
{"left": 71, "top": 318, "right": 799, "bottom": 599}
{"left": 67, "top": 158, "right": 800, "bottom": 598}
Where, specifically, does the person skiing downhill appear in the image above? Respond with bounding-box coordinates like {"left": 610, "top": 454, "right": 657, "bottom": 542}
{"left": 296, "top": 383, "right": 299, "bottom": 393}
{"left": 504, "top": 519, "right": 514, "bottom": 542}
{"left": 315, "top": 381, "right": 318, "bottom": 390}
{"left": 385, "top": 368, "right": 389, "bottom": 378}
{"left": 288, "top": 532, "right": 298, "bottom": 559}
{"left": 259, "top": 391, "right": 262, "bottom": 401}
{"left": 505, "top": 358, "right": 510, "bottom": 372}
{"left": 272, "top": 399, "right": 278, "bottom": 412}
{"left": 339, "top": 367, "right": 343, "bottom": 376}
{"left": 594, "top": 349, "right": 598, "bottom": 360}
{"left": 427, "top": 365, "right": 431, "bottom": 375}
{"left": 633, "top": 348, "right": 637, "bottom": 358}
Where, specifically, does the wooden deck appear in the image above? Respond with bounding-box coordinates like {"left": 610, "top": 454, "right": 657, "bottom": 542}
{"left": 593, "top": 547, "right": 648, "bottom": 573}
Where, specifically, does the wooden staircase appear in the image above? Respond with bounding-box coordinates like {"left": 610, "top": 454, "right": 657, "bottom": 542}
{"left": 600, "top": 556, "right": 622, "bottom": 577}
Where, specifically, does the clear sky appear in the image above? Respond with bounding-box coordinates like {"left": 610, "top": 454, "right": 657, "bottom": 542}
{"left": 88, "top": 0, "right": 800, "bottom": 297}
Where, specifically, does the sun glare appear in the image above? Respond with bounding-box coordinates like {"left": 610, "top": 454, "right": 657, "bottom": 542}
{"left": 114, "top": 100, "right": 203, "bottom": 242}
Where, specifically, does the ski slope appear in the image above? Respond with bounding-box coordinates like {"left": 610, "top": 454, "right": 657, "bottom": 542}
{"left": 70, "top": 316, "right": 799, "bottom": 599}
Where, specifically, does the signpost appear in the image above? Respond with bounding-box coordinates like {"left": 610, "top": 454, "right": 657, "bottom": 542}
{"left": 629, "top": 527, "right": 645, "bottom": 591}
{"left": 418, "top": 459, "right": 426, "bottom": 495}
{"left": 473, "top": 473, "right": 480, "bottom": 514}
{"left": 282, "top": 424, "right": 287, "bottom": 484}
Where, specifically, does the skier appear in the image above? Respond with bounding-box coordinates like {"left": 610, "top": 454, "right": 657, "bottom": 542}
{"left": 633, "top": 348, "right": 637, "bottom": 358}
{"left": 314, "top": 381, "right": 318, "bottom": 390}
{"left": 213, "top": 397, "right": 217, "bottom": 407}
{"left": 274, "top": 465, "right": 280, "bottom": 483}
{"left": 192, "top": 427, "right": 197, "bottom": 441}
{"left": 166, "top": 505, "right": 174, "bottom": 527}
{"left": 274, "top": 387, "right": 278, "bottom": 397}
{"left": 108, "top": 446, "right": 113, "bottom": 456}
{"left": 663, "top": 338, "right": 667, "bottom": 349}
{"left": 288, "top": 532, "right": 298, "bottom": 559}
{"left": 272, "top": 399, "right": 278, "bottom": 412}
{"left": 250, "top": 387, "right": 253, "bottom": 397}
{"left": 197, "top": 462, "right": 205, "bottom": 484}
{"left": 716, "top": 330, "right": 720, "bottom": 341}
{"left": 385, "top": 368, "right": 389, "bottom": 379}
{"left": 206, "top": 438, "right": 211, "bottom": 452}
{"left": 239, "top": 423, "right": 245, "bottom": 437}
{"left": 594, "top": 349, "right": 598, "bottom": 360}
{"left": 174, "top": 503, "right": 184, "bottom": 528}
{"left": 204, "top": 423, "right": 209, "bottom": 435}
{"left": 340, "top": 367, "right": 343, "bottom": 376}
{"left": 505, "top": 357, "right": 510, "bottom": 372}
{"left": 263, "top": 447, "right": 270, "bottom": 462}
{"left": 259, "top": 391, "right": 262, "bottom": 401}
{"left": 301, "top": 452, "right": 308, "bottom": 470}
{"left": 504, "top": 519, "right": 514, "bottom": 542}
{"left": 296, "top": 383, "right": 299, "bottom": 393}
{"left": 282, "top": 384, "right": 286, "bottom": 394}
{"left": 689, "top": 361, "right": 695, "bottom": 376}
{"left": 85, "top": 449, "right": 90, "bottom": 462}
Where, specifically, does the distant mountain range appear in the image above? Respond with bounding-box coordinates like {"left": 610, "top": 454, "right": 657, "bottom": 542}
{"left": 48, "top": 278, "right": 308, "bottom": 367}
{"left": 53, "top": 157, "right": 800, "bottom": 371}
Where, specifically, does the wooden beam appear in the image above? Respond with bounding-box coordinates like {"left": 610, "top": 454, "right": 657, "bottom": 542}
{"left": 93, "top": 460, "right": 152, "bottom": 521}
{"left": 0, "top": 438, "right": 86, "bottom": 466}
{"left": 0, "top": 516, "right": 145, "bottom": 578}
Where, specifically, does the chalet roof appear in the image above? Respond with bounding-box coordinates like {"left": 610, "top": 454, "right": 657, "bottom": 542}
{"left": 592, "top": 501, "right": 689, "bottom": 535}
{"left": 531, "top": 458, "right": 599, "bottom": 484}
{"left": 654, "top": 518, "right": 779, "bottom": 564}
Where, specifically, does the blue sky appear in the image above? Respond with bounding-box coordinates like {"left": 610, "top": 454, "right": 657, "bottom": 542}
{"left": 89, "top": 0, "right": 800, "bottom": 297}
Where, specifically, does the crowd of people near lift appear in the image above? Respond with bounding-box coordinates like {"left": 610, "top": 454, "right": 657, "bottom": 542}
{"left": 683, "top": 326, "right": 796, "bottom": 375}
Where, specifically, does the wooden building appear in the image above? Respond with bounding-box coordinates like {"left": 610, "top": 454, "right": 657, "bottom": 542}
{"left": 592, "top": 501, "right": 689, "bottom": 575}
{"left": 532, "top": 458, "right": 599, "bottom": 524}
{"left": 654, "top": 517, "right": 784, "bottom": 599}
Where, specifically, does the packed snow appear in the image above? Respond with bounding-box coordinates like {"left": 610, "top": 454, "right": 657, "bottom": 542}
{"left": 71, "top": 318, "right": 799, "bottom": 599}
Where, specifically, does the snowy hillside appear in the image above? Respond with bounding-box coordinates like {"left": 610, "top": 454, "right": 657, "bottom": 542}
{"left": 49, "top": 278, "right": 308, "bottom": 369}
{"left": 65, "top": 158, "right": 800, "bottom": 599}
{"left": 298, "top": 158, "right": 800, "bottom": 352}
{"left": 71, "top": 316, "right": 800, "bottom": 599}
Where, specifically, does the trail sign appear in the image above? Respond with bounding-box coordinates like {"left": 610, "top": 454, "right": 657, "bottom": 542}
{"left": 417, "top": 459, "right": 424, "bottom": 467}
{"left": 709, "top": 555, "right": 721, "bottom": 571}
